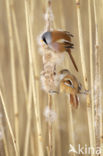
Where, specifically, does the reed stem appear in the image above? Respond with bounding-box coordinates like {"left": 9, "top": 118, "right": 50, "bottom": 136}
{"left": 67, "top": 95, "right": 75, "bottom": 156}
{"left": 5, "top": 0, "right": 19, "bottom": 154}
{"left": 60, "top": 1, "right": 75, "bottom": 153}
{"left": 76, "top": 1, "right": 95, "bottom": 155}
{"left": 93, "top": 0, "right": 101, "bottom": 150}
{"left": 0, "top": 90, "right": 19, "bottom": 156}
{"left": 46, "top": 1, "right": 54, "bottom": 156}
{"left": 0, "top": 115, "right": 9, "bottom": 156}
{"left": 47, "top": 95, "right": 53, "bottom": 156}
{"left": 10, "top": 0, "right": 28, "bottom": 97}
{"left": 24, "top": 1, "right": 44, "bottom": 156}
{"left": 88, "top": 0, "right": 96, "bottom": 148}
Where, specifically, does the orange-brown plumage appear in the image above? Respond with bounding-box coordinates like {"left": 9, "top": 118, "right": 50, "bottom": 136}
{"left": 59, "top": 69, "right": 82, "bottom": 108}
{"left": 42, "top": 30, "right": 78, "bottom": 72}
{"left": 51, "top": 31, "right": 72, "bottom": 42}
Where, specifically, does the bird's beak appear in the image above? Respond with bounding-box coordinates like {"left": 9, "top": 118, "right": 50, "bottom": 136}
{"left": 40, "top": 39, "right": 44, "bottom": 45}
{"left": 40, "top": 39, "right": 48, "bottom": 49}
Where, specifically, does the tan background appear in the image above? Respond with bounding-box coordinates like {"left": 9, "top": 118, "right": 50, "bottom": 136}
{"left": 0, "top": 0, "right": 103, "bottom": 156}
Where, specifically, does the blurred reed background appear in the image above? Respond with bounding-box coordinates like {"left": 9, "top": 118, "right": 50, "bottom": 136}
{"left": 0, "top": 0, "right": 103, "bottom": 155}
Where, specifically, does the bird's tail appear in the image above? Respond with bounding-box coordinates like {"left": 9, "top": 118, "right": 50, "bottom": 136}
{"left": 70, "top": 94, "right": 79, "bottom": 108}
{"left": 67, "top": 50, "right": 78, "bottom": 72}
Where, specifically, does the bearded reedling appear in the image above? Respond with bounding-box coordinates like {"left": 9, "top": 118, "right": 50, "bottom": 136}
{"left": 59, "top": 69, "right": 88, "bottom": 108}
{"left": 41, "top": 30, "right": 78, "bottom": 72}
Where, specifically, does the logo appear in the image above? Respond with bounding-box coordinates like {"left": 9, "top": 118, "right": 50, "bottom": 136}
{"left": 68, "top": 144, "right": 101, "bottom": 155}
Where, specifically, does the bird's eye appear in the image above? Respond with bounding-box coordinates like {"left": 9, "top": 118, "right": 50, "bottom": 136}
{"left": 65, "top": 79, "right": 73, "bottom": 85}
{"left": 42, "top": 35, "right": 47, "bottom": 44}
{"left": 64, "top": 79, "right": 74, "bottom": 88}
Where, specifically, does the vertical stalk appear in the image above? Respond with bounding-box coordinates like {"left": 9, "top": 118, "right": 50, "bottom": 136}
{"left": 75, "top": 1, "right": 94, "bottom": 155}
{"left": 0, "top": 90, "right": 19, "bottom": 156}
{"left": 52, "top": 97, "right": 55, "bottom": 156}
{"left": 5, "top": 0, "right": 19, "bottom": 154}
{"left": 45, "top": 1, "right": 54, "bottom": 156}
{"left": 30, "top": 8, "right": 44, "bottom": 156}
{"left": 0, "top": 74, "right": 9, "bottom": 156}
{"left": 88, "top": 0, "right": 96, "bottom": 148}
{"left": 10, "top": 0, "right": 28, "bottom": 97}
{"left": 24, "top": 1, "right": 44, "bottom": 156}
{"left": 23, "top": 1, "right": 35, "bottom": 156}
{"left": 23, "top": 70, "right": 32, "bottom": 156}
{"left": 60, "top": 0, "right": 75, "bottom": 153}
{"left": 47, "top": 95, "right": 53, "bottom": 156}
{"left": 30, "top": 133, "right": 35, "bottom": 156}
{"left": 53, "top": 97, "right": 61, "bottom": 156}
{"left": 93, "top": 0, "right": 101, "bottom": 150}
{"left": 67, "top": 95, "right": 75, "bottom": 156}
{"left": 0, "top": 116, "right": 9, "bottom": 156}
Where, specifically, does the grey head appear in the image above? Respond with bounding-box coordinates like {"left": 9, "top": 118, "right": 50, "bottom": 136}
{"left": 42, "top": 31, "right": 52, "bottom": 45}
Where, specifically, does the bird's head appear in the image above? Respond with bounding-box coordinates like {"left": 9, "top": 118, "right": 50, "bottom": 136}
{"left": 59, "top": 69, "right": 70, "bottom": 80}
{"left": 41, "top": 31, "right": 52, "bottom": 45}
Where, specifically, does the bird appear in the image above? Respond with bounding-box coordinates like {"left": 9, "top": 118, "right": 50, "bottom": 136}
{"left": 41, "top": 30, "right": 78, "bottom": 72}
{"left": 59, "top": 69, "right": 87, "bottom": 108}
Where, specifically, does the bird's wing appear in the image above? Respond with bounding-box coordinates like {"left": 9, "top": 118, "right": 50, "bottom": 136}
{"left": 51, "top": 31, "right": 73, "bottom": 42}
{"left": 49, "top": 41, "right": 74, "bottom": 52}
{"left": 49, "top": 41, "right": 78, "bottom": 72}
